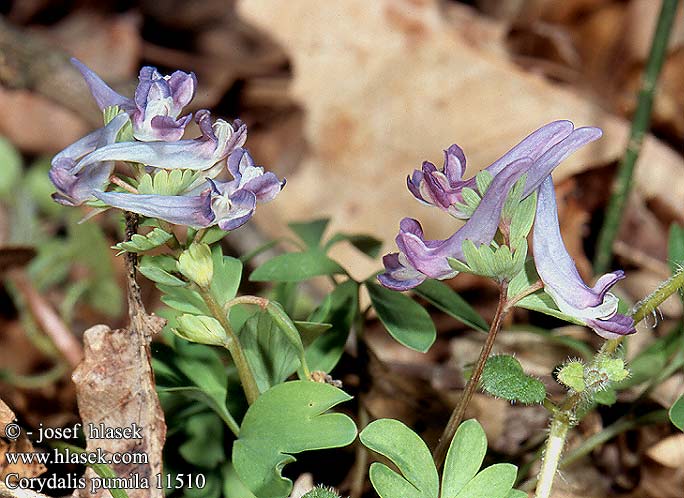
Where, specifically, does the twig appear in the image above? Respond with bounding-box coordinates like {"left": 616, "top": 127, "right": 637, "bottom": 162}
{"left": 594, "top": 0, "right": 681, "bottom": 273}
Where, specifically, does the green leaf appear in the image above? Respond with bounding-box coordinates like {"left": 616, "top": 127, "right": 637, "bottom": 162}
{"left": 414, "top": 280, "right": 488, "bottom": 332}
{"left": 475, "top": 170, "right": 493, "bottom": 196}
{"left": 668, "top": 223, "right": 684, "bottom": 307}
{"left": 250, "top": 250, "right": 345, "bottom": 282}
{"left": 668, "top": 224, "right": 684, "bottom": 274}
{"left": 223, "top": 463, "right": 257, "bottom": 498}
{"left": 158, "top": 284, "right": 209, "bottom": 315}
{"left": 200, "top": 225, "right": 230, "bottom": 245}
{"left": 232, "top": 381, "right": 357, "bottom": 498}
{"left": 302, "top": 486, "right": 341, "bottom": 498}
{"left": 238, "top": 311, "right": 300, "bottom": 392}
{"left": 461, "top": 187, "right": 481, "bottom": 210}
{"left": 669, "top": 394, "right": 684, "bottom": 431}
{"left": 505, "top": 491, "right": 529, "bottom": 498}
{"left": 289, "top": 218, "right": 330, "bottom": 247}
{"left": 137, "top": 168, "right": 198, "bottom": 196}
{"left": 0, "top": 135, "right": 22, "bottom": 198}
{"left": 594, "top": 388, "right": 617, "bottom": 406}
{"left": 360, "top": 419, "right": 438, "bottom": 498}
{"left": 153, "top": 343, "right": 239, "bottom": 432}
{"left": 367, "top": 282, "right": 436, "bottom": 353}
{"left": 304, "top": 280, "right": 358, "bottom": 373}
{"left": 325, "top": 233, "right": 383, "bottom": 258}
{"left": 179, "top": 412, "right": 225, "bottom": 468}
{"left": 112, "top": 228, "right": 173, "bottom": 254}
{"left": 509, "top": 191, "right": 537, "bottom": 242}
{"left": 442, "top": 419, "right": 487, "bottom": 497}
{"left": 210, "top": 245, "right": 242, "bottom": 307}
{"left": 482, "top": 355, "right": 546, "bottom": 404}
{"left": 453, "top": 463, "right": 517, "bottom": 498}
{"left": 139, "top": 255, "right": 186, "bottom": 286}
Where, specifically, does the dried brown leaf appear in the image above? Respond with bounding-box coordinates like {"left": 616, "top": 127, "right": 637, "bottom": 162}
{"left": 0, "top": 437, "right": 46, "bottom": 481}
{"left": 238, "top": 0, "right": 684, "bottom": 280}
{"left": 71, "top": 320, "right": 165, "bottom": 498}
{"left": 646, "top": 433, "right": 684, "bottom": 468}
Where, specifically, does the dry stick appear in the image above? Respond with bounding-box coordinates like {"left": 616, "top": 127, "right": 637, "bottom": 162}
{"left": 6, "top": 269, "right": 83, "bottom": 368}
{"left": 433, "top": 282, "right": 509, "bottom": 469}
{"left": 593, "top": 0, "right": 681, "bottom": 274}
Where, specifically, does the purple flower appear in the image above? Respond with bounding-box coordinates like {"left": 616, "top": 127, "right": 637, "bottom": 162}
{"left": 533, "top": 177, "right": 635, "bottom": 339}
{"left": 72, "top": 59, "right": 196, "bottom": 142}
{"left": 92, "top": 148, "right": 285, "bottom": 231}
{"left": 71, "top": 110, "right": 247, "bottom": 174}
{"left": 49, "top": 113, "right": 129, "bottom": 206}
{"left": 379, "top": 157, "right": 532, "bottom": 290}
{"left": 407, "top": 121, "right": 602, "bottom": 218}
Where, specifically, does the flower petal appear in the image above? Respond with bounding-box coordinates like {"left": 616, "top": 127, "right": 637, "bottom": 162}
{"left": 74, "top": 114, "right": 247, "bottom": 173}
{"left": 71, "top": 58, "right": 133, "bottom": 112}
{"left": 94, "top": 189, "right": 215, "bottom": 228}
{"left": 586, "top": 313, "right": 636, "bottom": 340}
{"left": 215, "top": 189, "right": 257, "bottom": 231}
{"left": 533, "top": 176, "right": 620, "bottom": 310}
{"left": 377, "top": 253, "right": 426, "bottom": 290}
{"left": 49, "top": 113, "right": 130, "bottom": 205}
{"left": 521, "top": 126, "right": 602, "bottom": 196}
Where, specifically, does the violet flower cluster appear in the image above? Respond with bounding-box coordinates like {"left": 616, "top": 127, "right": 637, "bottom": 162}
{"left": 379, "top": 121, "right": 636, "bottom": 339}
{"left": 49, "top": 59, "right": 284, "bottom": 231}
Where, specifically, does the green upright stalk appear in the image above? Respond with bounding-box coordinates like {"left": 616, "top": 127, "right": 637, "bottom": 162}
{"left": 198, "top": 288, "right": 261, "bottom": 405}
{"left": 594, "top": 0, "right": 680, "bottom": 273}
{"left": 535, "top": 416, "right": 570, "bottom": 498}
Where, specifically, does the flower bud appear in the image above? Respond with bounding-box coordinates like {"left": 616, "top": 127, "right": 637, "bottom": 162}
{"left": 177, "top": 242, "right": 213, "bottom": 288}
{"left": 174, "top": 314, "right": 227, "bottom": 347}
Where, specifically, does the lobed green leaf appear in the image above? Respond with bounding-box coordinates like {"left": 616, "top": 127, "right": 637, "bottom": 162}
{"left": 482, "top": 355, "right": 546, "bottom": 404}
{"left": 232, "top": 381, "right": 357, "bottom": 498}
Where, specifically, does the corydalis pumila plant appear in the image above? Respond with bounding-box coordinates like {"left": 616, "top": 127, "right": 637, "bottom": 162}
{"left": 378, "top": 120, "right": 636, "bottom": 468}
{"left": 49, "top": 59, "right": 284, "bottom": 231}
{"left": 379, "top": 120, "right": 635, "bottom": 340}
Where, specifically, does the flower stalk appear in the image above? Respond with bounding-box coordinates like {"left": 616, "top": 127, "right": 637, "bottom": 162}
{"left": 433, "top": 281, "right": 509, "bottom": 468}
{"left": 197, "top": 286, "right": 260, "bottom": 405}
{"left": 535, "top": 414, "right": 570, "bottom": 498}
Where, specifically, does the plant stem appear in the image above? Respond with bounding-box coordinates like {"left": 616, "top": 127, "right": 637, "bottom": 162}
{"left": 433, "top": 282, "right": 509, "bottom": 468}
{"left": 601, "top": 267, "right": 684, "bottom": 355}
{"left": 535, "top": 415, "right": 570, "bottom": 498}
{"left": 198, "top": 287, "right": 260, "bottom": 404}
{"left": 632, "top": 267, "right": 684, "bottom": 324}
{"left": 593, "top": 0, "right": 680, "bottom": 273}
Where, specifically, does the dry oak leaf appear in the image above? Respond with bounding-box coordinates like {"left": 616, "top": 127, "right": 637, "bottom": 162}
{"left": 239, "top": 0, "right": 684, "bottom": 280}
{"left": 71, "top": 322, "right": 165, "bottom": 498}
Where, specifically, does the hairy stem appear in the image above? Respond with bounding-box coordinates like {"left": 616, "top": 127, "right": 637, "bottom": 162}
{"left": 602, "top": 267, "right": 684, "bottom": 355}
{"left": 199, "top": 288, "right": 260, "bottom": 404}
{"left": 535, "top": 415, "right": 570, "bottom": 498}
{"left": 594, "top": 0, "right": 680, "bottom": 273}
{"left": 433, "top": 282, "right": 509, "bottom": 468}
